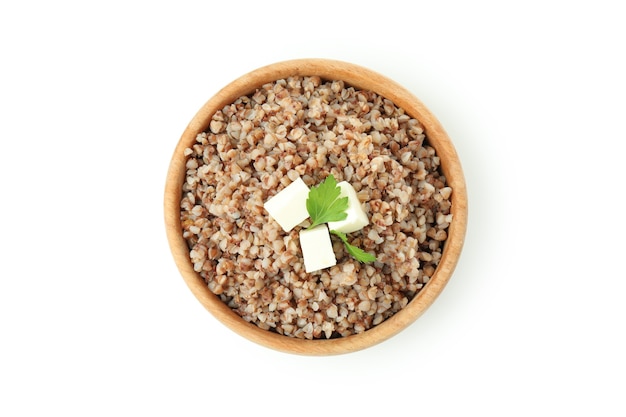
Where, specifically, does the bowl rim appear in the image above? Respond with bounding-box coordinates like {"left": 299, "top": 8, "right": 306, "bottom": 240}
{"left": 164, "top": 58, "right": 468, "bottom": 355}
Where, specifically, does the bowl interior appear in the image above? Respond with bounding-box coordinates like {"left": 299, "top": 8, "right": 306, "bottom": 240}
{"left": 164, "top": 58, "right": 467, "bottom": 355}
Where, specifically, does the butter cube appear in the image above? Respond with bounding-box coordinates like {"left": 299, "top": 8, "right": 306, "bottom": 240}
{"left": 327, "top": 181, "right": 369, "bottom": 234}
{"left": 263, "top": 177, "right": 310, "bottom": 232}
{"left": 299, "top": 224, "right": 337, "bottom": 273}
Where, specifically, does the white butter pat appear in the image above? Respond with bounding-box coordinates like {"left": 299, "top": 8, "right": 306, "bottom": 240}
{"left": 263, "top": 177, "right": 310, "bottom": 232}
{"left": 299, "top": 224, "right": 337, "bottom": 273}
{"left": 327, "top": 181, "right": 369, "bottom": 234}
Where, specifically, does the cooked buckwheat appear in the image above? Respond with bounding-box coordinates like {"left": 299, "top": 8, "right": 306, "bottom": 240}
{"left": 180, "top": 76, "right": 452, "bottom": 339}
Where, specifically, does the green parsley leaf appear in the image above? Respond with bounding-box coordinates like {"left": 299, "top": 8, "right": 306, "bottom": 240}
{"left": 330, "top": 230, "right": 377, "bottom": 263}
{"left": 306, "top": 174, "right": 349, "bottom": 229}
{"left": 304, "top": 174, "right": 377, "bottom": 264}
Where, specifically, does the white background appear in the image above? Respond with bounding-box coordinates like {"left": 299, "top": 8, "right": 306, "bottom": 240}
{"left": 1, "top": 1, "right": 624, "bottom": 415}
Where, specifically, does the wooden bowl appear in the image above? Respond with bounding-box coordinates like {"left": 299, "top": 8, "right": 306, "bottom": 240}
{"left": 164, "top": 58, "right": 467, "bottom": 355}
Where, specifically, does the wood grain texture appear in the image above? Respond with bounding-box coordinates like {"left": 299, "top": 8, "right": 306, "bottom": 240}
{"left": 164, "top": 59, "right": 468, "bottom": 355}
